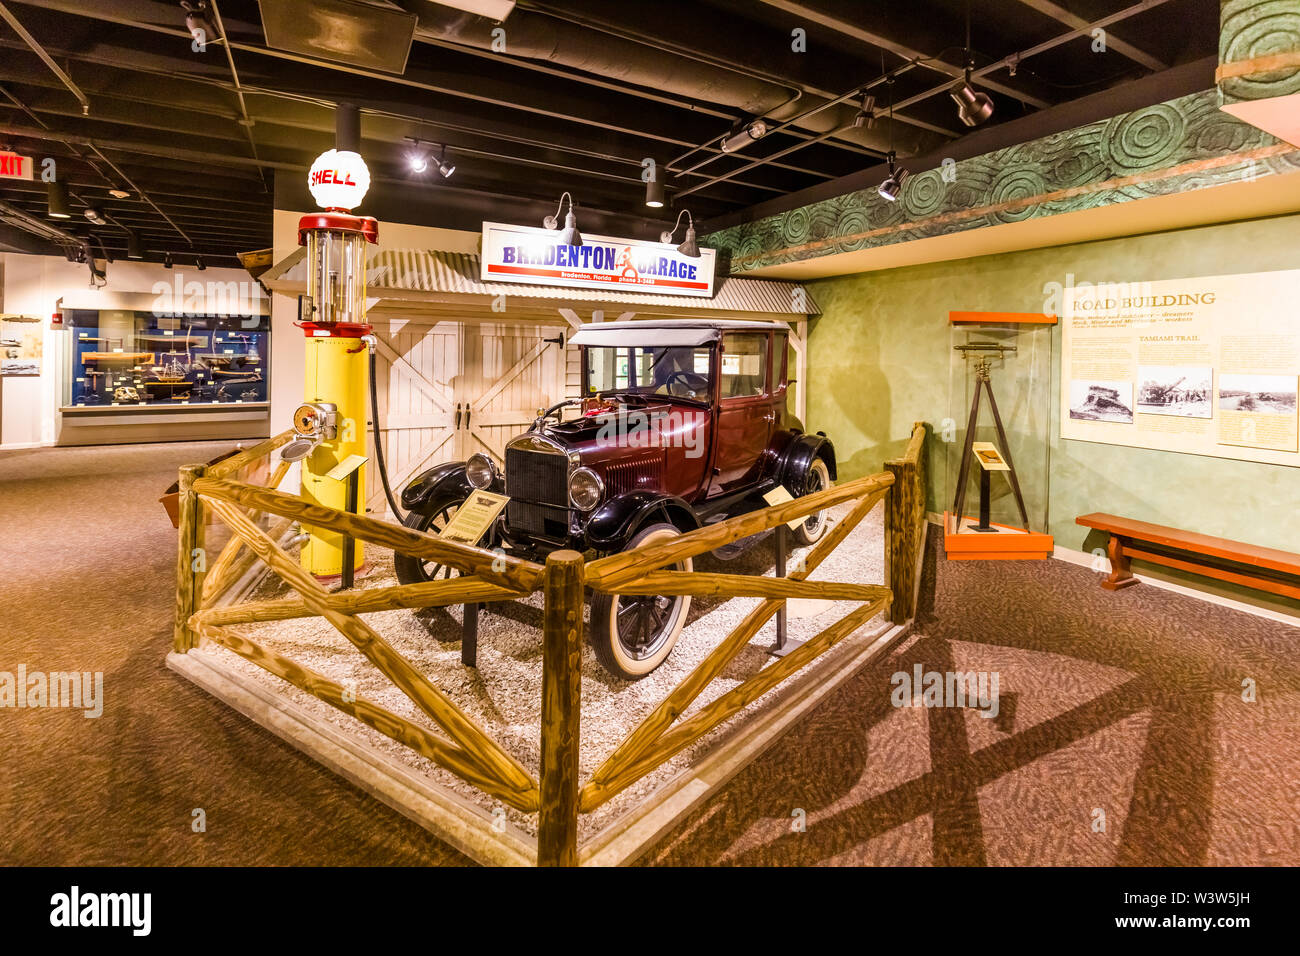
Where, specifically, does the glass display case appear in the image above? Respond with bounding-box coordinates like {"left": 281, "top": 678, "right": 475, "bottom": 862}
{"left": 942, "top": 319, "right": 1054, "bottom": 557}
{"left": 63, "top": 309, "right": 269, "bottom": 409}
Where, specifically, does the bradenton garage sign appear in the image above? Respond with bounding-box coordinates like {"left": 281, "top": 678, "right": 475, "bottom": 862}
{"left": 480, "top": 221, "right": 718, "bottom": 297}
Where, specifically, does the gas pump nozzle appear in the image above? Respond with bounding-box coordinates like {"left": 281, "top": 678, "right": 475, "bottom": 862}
{"left": 281, "top": 401, "right": 339, "bottom": 462}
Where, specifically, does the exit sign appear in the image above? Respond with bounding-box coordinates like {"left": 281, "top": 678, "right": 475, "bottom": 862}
{"left": 0, "top": 151, "right": 33, "bottom": 180}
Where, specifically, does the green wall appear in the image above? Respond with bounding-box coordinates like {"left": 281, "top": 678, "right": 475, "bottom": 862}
{"left": 807, "top": 212, "right": 1300, "bottom": 612}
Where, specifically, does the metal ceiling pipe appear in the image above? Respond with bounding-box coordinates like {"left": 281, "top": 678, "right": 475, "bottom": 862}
{"left": 0, "top": 197, "right": 83, "bottom": 247}
{"left": 0, "top": 1, "right": 90, "bottom": 115}
{"left": 397, "top": 0, "right": 931, "bottom": 158}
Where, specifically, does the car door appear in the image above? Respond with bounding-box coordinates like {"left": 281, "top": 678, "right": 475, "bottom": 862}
{"left": 710, "top": 331, "right": 774, "bottom": 495}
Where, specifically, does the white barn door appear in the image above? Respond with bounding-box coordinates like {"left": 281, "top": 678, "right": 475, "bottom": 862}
{"left": 458, "top": 322, "right": 567, "bottom": 461}
{"left": 367, "top": 318, "right": 568, "bottom": 515}
{"left": 368, "top": 320, "right": 460, "bottom": 515}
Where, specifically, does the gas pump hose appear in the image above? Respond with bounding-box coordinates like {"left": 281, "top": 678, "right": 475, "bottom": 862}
{"left": 364, "top": 335, "right": 406, "bottom": 522}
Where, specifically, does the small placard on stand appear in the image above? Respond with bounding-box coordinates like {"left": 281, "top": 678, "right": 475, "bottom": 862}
{"left": 435, "top": 490, "right": 510, "bottom": 669}
{"left": 438, "top": 491, "right": 509, "bottom": 546}
{"left": 325, "top": 455, "right": 368, "bottom": 591}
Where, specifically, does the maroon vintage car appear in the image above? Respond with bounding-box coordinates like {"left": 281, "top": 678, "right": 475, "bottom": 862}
{"left": 396, "top": 319, "right": 837, "bottom": 678}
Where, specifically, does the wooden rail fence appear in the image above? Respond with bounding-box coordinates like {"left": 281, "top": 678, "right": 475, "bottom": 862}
{"left": 172, "top": 424, "right": 930, "bottom": 865}
{"left": 885, "top": 422, "right": 929, "bottom": 625}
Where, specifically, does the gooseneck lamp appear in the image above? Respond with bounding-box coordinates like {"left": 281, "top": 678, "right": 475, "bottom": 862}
{"left": 543, "top": 191, "right": 582, "bottom": 247}
{"left": 659, "top": 209, "right": 700, "bottom": 258}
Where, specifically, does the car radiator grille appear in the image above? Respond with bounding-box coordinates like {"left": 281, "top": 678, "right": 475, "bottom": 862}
{"left": 505, "top": 446, "right": 569, "bottom": 539}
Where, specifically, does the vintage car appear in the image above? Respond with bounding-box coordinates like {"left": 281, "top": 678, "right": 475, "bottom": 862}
{"left": 396, "top": 319, "right": 837, "bottom": 679}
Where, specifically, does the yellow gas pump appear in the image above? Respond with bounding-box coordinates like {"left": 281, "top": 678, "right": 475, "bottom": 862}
{"left": 287, "top": 211, "right": 379, "bottom": 577}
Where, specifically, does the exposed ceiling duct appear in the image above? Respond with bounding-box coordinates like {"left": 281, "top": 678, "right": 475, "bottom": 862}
{"left": 396, "top": 0, "right": 929, "bottom": 160}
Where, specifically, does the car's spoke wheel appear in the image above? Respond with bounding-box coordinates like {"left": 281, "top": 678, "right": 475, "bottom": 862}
{"left": 393, "top": 493, "right": 466, "bottom": 585}
{"left": 793, "top": 457, "right": 831, "bottom": 547}
{"left": 591, "top": 524, "right": 692, "bottom": 679}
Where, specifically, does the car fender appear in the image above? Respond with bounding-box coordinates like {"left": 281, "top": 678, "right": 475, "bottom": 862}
{"left": 779, "top": 433, "right": 838, "bottom": 493}
{"left": 584, "top": 491, "right": 701, "bottom": 552}
{"left": 400, "top": 461, "right": 490, "bottom": 513}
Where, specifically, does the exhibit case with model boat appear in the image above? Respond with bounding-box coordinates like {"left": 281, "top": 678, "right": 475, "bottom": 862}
{"left": 57, "top": 293, "right": 271, "bottom": 445}
{"left": 942, "top": 313, "right": 1054, "bottom": 560}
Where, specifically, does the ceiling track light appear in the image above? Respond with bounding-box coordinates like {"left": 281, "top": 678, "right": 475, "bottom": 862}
{"left": 542, "top": 191, "right": 582, "bottom": 247}
{"left": 47, "top": 180, "right": 71, "bottom": 219}
{"left": 878, "top": 150, "right": 909, "bottom": 202}
{"left": 950, "top": 72, "right": 994, "bottom": 127}
{"left": 196, "top": 255, "right": 206, "bottom": 271}
{"left": 952, "top": 3, "right": 993, "bottom": 128}
{"left": 853, "top": 93, "right": 877, "bottom": 129}
{"left": 83, "top": 205, "right": 107, "bottom": 226}
{"left": 406, "top": 137, "right": 455, "bottom": 178}
{"left": 181, "top": 1, "right": 219, "bottom": 46}
{"left": 404, "top": 134, "right": 429, "bottom": 173}
{"left": 876, "top": 78, "right": 908, "bottom": 202}
{"left": 164, "top": 252, "right": 174, "bottom": 269}
{"left": 659, "top": 209, "right": 700, "bottom": 258}
{"left": 719, "top": 118, "right": 768, "bottom": 154}
{"left": 645, "top": 164, "right": 665, "bottom": 208}
{"left": 436, "top": 146, "right": 455, "bottom": 179}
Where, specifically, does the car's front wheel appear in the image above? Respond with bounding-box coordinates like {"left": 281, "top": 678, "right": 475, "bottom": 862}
{"left": 590, "top": 523, "right": 693, "bottom": 680}
{"left": 393, "top": 491, "right": 467, "bottom": 585}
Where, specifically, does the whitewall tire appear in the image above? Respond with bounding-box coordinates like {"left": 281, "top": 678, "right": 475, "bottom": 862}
{"left": 590, "top": 523, "right": 693, "bottom": 680}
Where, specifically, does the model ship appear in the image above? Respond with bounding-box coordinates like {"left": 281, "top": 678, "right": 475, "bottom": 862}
{"left": 82, "top": 351, "right": 155, "bottom": 364}
{"left": 136, "top": 334, "right": 209, "bottom": 347}
{"left": 143, "top": 355, "right": 193, "bottom": 399}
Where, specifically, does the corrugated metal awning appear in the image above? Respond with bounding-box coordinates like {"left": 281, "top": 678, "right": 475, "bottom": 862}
{"left": 261, "top": 247, "right": 819, "bottom": 316}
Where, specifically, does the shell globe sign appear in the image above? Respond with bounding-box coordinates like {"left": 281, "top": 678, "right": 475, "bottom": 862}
{"left": 308, "top": 149, "right": 370, "bottom": 210}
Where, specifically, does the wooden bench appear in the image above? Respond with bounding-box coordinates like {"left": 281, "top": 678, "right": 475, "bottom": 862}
{"left": 1076, "top": 513, "right": 1300, "bottom": 600}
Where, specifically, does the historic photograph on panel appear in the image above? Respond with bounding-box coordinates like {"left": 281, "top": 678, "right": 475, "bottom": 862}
{"left": 1069, "top": 380, "right": 1134, "bottom": 423}
{"left": 1136, "top": 365, "right": 1213, "bottom": 417}
{"left": 1218, "top": 373, "right": 1299, "bottom": 415}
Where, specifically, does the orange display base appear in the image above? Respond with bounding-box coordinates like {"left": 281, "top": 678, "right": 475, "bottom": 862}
{"left": 943, "top": 512, "right": 1053, "bottom": 561}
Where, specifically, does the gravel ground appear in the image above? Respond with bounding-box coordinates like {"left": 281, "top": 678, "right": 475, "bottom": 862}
{"left": 199, "top": 500, "right": 886, "bottom": 840}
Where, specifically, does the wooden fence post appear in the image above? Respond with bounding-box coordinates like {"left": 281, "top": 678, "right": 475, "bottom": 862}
{"left": 885, "top": 423, "right": 927, "bottom": 625}
{"left": 538, "top": 549, "right": 584, "bottom": 867}
{"left": 174, "top": 463, "right": 206, "bottom": 652}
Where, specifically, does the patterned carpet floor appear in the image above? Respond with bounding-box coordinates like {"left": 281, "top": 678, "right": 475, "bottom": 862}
{"left": 641, "top": 531, "right": 1300, "bottom": 865}
{"left": 2, "top": 440, "right": 1294, "bottom": 866}
{"left": 0, "top": 441, "right": 467, "bottom": 866}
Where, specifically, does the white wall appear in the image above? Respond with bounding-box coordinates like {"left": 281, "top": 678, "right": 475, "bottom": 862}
{"left": 0, "top": 252, "right": 255, "bottom": 449}
{"left": 268, "top": 209, "right": 479, "bottom": 437}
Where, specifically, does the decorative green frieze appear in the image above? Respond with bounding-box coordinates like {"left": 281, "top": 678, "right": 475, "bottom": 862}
{"left": 706, "top": 89, "right": 1300, "bottom": 274}
{"left": 1219, "top": 0, "right": 1300, "bottom": 104}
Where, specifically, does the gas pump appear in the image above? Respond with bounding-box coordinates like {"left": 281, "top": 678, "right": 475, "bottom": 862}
{"left": 280, "top": 114, "right": 379, "bottom": 578}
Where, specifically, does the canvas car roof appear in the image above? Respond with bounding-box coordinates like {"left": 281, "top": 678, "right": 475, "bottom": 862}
{"left": 570, "top": 319, "right": 784, "bottom": 348}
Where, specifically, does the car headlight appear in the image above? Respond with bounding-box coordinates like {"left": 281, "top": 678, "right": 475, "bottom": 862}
{"left": 568, "top": 466, "right": 604, "bottom": 511}
{"left": 466, "top": 453, "right": 497, "bottom": 489}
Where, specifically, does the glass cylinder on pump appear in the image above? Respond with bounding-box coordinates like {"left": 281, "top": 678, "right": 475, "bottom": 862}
{"left": 304, "top": 224, "right": 368, "bottom": 326}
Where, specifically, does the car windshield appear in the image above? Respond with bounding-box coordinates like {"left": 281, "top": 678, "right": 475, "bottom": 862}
{"left": 584, "top": 345, "right": 713, "bottom": 401}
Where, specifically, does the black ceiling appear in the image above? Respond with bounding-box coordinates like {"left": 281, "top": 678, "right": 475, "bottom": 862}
{"left": 0, "top": 0, "right": 1221, "bottom": 268}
